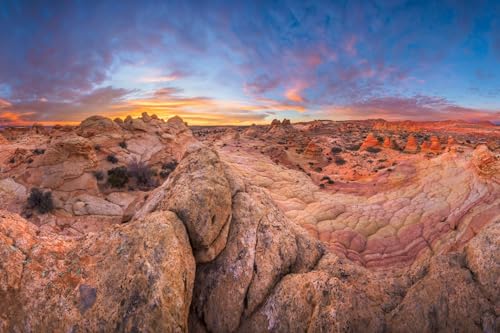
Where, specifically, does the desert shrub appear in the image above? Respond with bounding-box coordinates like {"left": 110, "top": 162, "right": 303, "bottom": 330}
{"left": 107, "top": 166, "right": 129, "bottom": 188}
{"left": 33, "top": 148, "right": 45, "bottom": 155}
{"left": 162, "top": 161, "right": 178, "bottom": 171}
{"left": 93, "top": 170, "right": 104, "bottom": 181}
{"left": 106, "top": 154, "right": 118, "bottom": 164}
{"left": 334, "top": 157, "right": 346, "bottom": 165}
{"left": 377, "top": 136, "right": 384, "bottom": 142}
{"left": 119, "top": 141, "right": 127, "bottom": 149}
{"left": 9, "top": 158, "right": 15, "bottom": 164}
{"left": 27, "top": 158, "right": 33, "bottom": 164}
{"left": 366, "top": 147, "right": 381, "bottom": 153}
{"left": 128, "top": 160, "right": 157, "bottom": 189}
{"left": 94, "top": 144, "right": 101, "bottom": 151}
{"left": 346, "top": 144, "right": 360, "bottom": 151}
{"left": 331, "top": 147, "right": 342, "bottom": 155}
{"left": 27, "top": 188, "right": 54, "bottom": 214}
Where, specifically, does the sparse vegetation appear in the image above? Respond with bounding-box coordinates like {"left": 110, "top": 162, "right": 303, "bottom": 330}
{"left": 128, "top": 160, "right": 157, "bottom": 189}
{"left": 9, "top": 158, "right": 15, "bottom": 164}
{"left": 331, "top": 147, "right": 342, "bottom": 155}
{"left": 346, "top": 144, "right": 360, "bottom": 151}
{"left": 106, "top": 154, "right": 118, "bottom": 164}
{"left": 93, "top": 170, "right": 104, "bottom": 181}
{"left": 160, "top": 160, "right": 178, "bottom": 179}
{"left": 334, "top": 157, "right": 347, "bottom": 165}
{"left": 33, "top": 148, "right": 45, "bottom": 155}
{"left": 107, "top": 166, "right": 129, "bottom": 188}
{"left": 94, "top": 144, "right": 101, "bottom": 151}
{"left": 27, "top": 188, "right": 54, "bottom": 214}
{"left": 119, "top": 141, "right": 127, "bottom": 149}
{"left": 366, "top": 147, "right": 381, "bottom": 153}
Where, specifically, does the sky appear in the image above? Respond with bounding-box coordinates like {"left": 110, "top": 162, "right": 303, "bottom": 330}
{"left": 0, "top": 0, "right": 499, "bottom": 126}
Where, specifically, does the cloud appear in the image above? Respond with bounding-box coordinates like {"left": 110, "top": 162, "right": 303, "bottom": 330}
{"left": 0, "top": 98, "right": 12, "bottom": 108}
{"left": 0, "top": 1, "right": 498, "bottom": 124}
{"left": 139, "top": 75, "right": 178, "bottom": 83}
{"left": 320, "top": 95, "right": 500, "bottom": 122}
{"left": 285, "top": 82, "right": 308, "bottom": 103}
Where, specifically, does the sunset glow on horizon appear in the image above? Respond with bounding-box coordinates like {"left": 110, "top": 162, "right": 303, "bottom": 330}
{"left": 0, "top": 0, "right": 499, "bottom": 126}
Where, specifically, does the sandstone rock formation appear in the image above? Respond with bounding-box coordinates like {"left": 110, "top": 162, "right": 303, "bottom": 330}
{"left": 0, "top": 134, "right": 8, "bottom": 145}
{"left": 430, "top": 135, "right": 441, "bottom": 152}
{"left": 420, "top": 140, "right": 431, "bottom": 151}
{"left": 0, "top": 210, "right": 195, "bottom": 332}
{"left": 404, "top": 134, "right": 418, "bottom": 153}
{"left": 76, "top": 115, "right": 121, "bottom": 138}
{"left": 267, "top": 118, "right": 297, "bottom": 137}
{"left": 1, "top": 117, "right": 499, "bottom": 332}
{"left": 360, "top": 133, "right": 380, "bottom": 150}
{"left": 382, "top": 136, "right": 393, "bottom": 148}
{"left": 304, "top": 140, "right": 323, "bottom": 160}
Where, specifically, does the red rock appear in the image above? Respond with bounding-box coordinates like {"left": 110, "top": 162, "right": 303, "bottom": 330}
{"left": 430, "top": 135, "right": 441, "bottom": 152}
{"left": 360, "top": 133, "right": 380, "bottom": 150}
{"left": 404, "top": 134, "right": 418, "bottom": 153}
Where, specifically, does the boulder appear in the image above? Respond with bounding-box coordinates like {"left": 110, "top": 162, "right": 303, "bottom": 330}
{"left": 471, "top": 144, "right": 499, "bottom": 177}
{"left": 157, "top": 146, "right": 232, "bottom": 263}
{"left": 72, "top": 194, "right": 123, "bottom": 216}
{"left": 77, "top": 116, "right": 121, "bottom": 138}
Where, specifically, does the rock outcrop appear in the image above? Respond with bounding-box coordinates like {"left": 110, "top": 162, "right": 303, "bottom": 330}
{"left": 77, "top": 115, "right": 121, "bottom": 138}
{"left": 304, "top": 140, "right": 323, "bottom": 160}
{"left": 360, "top": 133, "right": 380, "bottom": 150}
{"left": 0, "top": 134, "right": 8, "bottom": 145}
{"left": 267, "top": 119, "right": 297, "bottom": 137}
{"left": 430, "top": 135, "right": 441, "bottom": 152}
{"left": 382, "top": 136, "right": 393, "bottom": 149}
{"left": 404, "top": 134, "right": 418, "bottom": 153}
{"left": 0, "top": 210, "right": 195, "bottom": 332}
{"left": 1, "top": 117, "right": 499, "bottom": 332}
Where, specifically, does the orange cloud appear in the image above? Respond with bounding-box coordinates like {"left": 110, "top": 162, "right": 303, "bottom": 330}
{"left": 0, "top": 98, "right": 12, "bottom": 108}
{"left": 285, "top": 82, "right": 308, "bottom": 103}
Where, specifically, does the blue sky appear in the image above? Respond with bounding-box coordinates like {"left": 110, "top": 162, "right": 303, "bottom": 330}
{"left": 0, "top": 0, "right": 499, "bottom": 125}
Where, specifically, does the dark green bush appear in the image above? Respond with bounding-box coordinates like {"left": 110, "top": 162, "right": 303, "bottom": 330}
{"left": 128, "top": 160, "right": 157, "bottom": 189}
{"left": 107, "top": 166, "right": 129, "bottom": 188}
{"left": 334, "top": 157, "right": 347, "bottom": 165}
{"left": 27, "top": 188, "right": 54, "bottom": 214}
{"left": 366, "top": 147, "right": 381, "bottom": 153}
{"left": 107, "top": 154, "right": 118, "bottom": 164}
{"left": 93, "top": 170, "right": 104, "bottom": 181}
{"left": 331, "top": 147, "right": 342, "bottom": 154}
